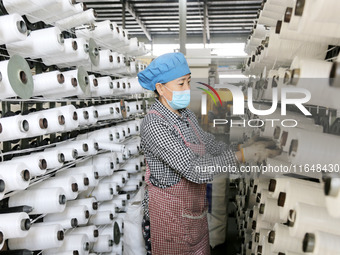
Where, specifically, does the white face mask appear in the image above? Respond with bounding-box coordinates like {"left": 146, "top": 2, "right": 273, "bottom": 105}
{"left": 163, "top": 86, "right": 191, "bottom": 110}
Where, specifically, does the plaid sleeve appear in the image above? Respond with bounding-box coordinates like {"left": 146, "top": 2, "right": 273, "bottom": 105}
{"left": 188, "top": 111, "right": 239, "bottom": 155}
{"left": 141, "top": 119, "right": 237, "bottom": 184}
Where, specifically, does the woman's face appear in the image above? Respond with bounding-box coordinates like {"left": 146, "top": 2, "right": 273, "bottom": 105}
{"left": 157, "top": 74, "right": 191, "bottom": 101}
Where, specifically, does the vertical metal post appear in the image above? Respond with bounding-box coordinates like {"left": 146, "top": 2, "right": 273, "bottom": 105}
{"left": 203, "top": 1, "right": 207, "bottom": 47}
{"left": 122, "top": 0, "right": 126, "bottom": 29}
{"left": 179, "top": 0, "right": 187, "bottom": 55}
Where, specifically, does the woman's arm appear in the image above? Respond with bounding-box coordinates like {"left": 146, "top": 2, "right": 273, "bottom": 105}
{"left": 141, "top": 120, "right": 238, "bottom": 184}
{"left": 188, "top": 111, "right": 239, "bottom": 156}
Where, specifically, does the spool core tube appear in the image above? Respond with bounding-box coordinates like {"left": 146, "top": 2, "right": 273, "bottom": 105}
{"left": 303, "top": 233, "right": 315, "bottom": 253}
{"left": 16, "top": 20, "right": 27, "bottom": 34}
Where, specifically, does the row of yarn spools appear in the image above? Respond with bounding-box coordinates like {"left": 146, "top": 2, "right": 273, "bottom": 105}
{"left": 0, "top": 0, "right": 148, "bottom": 57}
{"left": 244, "top": 0, "right": 340, "bottom": 74}
{"left": 0, "top": 57, "right": 147, "bottom": 100}
{"left": 0, "top": 11, "right": 148, "bottom": 100}
{"left": 235, "top": 174, "right": 340, "bottom": 255}
{"left": 0, "top": 106, "right": 146, "bottom": 255}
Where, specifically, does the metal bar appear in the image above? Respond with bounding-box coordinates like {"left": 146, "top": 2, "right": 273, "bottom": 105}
{"left": 121, "top": 0, "right": 126, "bottom": 29}
{"left": 179, "top": 0, "right": 187, "bottom": 55}
{"left": 125, "top": 0, "right": 152, "bottom": 41}
{"left": 204, "top": 0, "right": 210, "bottom": 43}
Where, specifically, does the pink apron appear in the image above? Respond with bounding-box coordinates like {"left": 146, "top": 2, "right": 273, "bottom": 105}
{"left": 145, "top": 110, "right": 210, "bottom": 255}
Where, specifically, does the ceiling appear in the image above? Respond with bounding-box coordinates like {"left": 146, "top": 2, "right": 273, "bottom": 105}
{"left": 77, "top": 0, "right": 262, "bottom": 43}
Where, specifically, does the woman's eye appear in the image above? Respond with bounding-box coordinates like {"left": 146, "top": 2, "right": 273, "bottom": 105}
{"left": 179, "top": 83, "right": 184, "bottom": 86}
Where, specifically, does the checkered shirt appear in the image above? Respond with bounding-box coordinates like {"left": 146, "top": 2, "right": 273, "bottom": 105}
{"left": 141, "top": 99, "right": 238, "bottom": 217}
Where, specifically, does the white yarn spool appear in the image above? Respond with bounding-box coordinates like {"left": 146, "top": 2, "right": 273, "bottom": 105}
{"left": 119, "top": 184, "right": 138, "bottom": 192}
{"left": 127, "top": 179, "right": 143, "bottom": 188}
{"left": 94, "top": 104, "right": 115, "bottom": 120}
{"left": 288, "top": 202, "right": 340, "bottom": 238}
{"left": 262, "top": 153, "right": 291, "bottom": 178}
{"left": 291, "top": 58, "right": 340, "bottom": 109}
{"left": 122, "top": 162, "right": 140, "bottom": 174}
{"left": 64, "top": 174, "right": 89, "bottom": 192}
{"left": 42, "top": 38, "right": 80, "bottom": 66}
{"left": 92, "top": 50, "right": 115, "bottom": 72}
{"left": 59, "top": 68, "right": 90, "bottom": 97}
{"left": 277, "top": 20, "right": 340, "bottom": 45}
{"left": 62, "top": 38, "right": 90, "bottom": 67}
{"left": 278, "top": 180, "right": 325, "bottom": 221}
{"left": 0, "top": 212, "right": 30, "bottom": 239}
{"left": 295, "top": 0, "right": 340, "bottom": 39}
{"left": 125, "top": 142, "right": 140, "bottom": 156}
{"left": 277, "top": 126, "right": 323, "bottom": 153}
{"left": 303, "top": 231, "right": 340, "bottom": 254}
{"left": 23, "top": 112, "right": 48, "bottom": 137}
{"left": 8, "top": 224, "right": 64, "bottom": 251}
{"left": 325, "top": 189, "right": 340, "bottom": 218}
{"left": 46, "top": 146, "right": 76, "bottom": 162}
{"left": 39, "top": 149, "right": 65, "bottom": 169}
{"left": 27, "top": 0, "right": 82, "bottom": 24}
{"left": 116, "top": 152, "right": 126, "bottom": 165}
{"left": 91, "top": 76, "right": 114, "bottom": 97}
{"left": 269, "top": 223, "right": 302, "bottom": 253}
{"left": 101, "top": 173, "right": 126, "bottom": 187}
{"left": 44, "top": 205, "right": 89, "bottom": 226}
{"left": 75, "top": 107, "right": 98, "bottom": 126}
{"left": 88, "top": 211, "right": 114, "bottom": 226}
{"left": 92, "top": 235, "right": 113, "bottom": 253}
{"left": 97, "top": 141, "right": 126, "bottom": 153}
{"left": 125, "top": 101, "right": 143, "bottom": 117}
{"left": 90, "top": 20, "right": 117, "bottom": 43}
{"left": 43, "top": 234, "right": 90, "bottom": 255}
{"left": 288, "top": 130, "right": 340, "bottom": 165}
{"left": 123, "top": 37, "right": 139, "bottom": 55}
{"left": 109, "top": 197, "right": 126, "bottom": 210}
{"left": 0, "top": 114, "right": 30, "bottom": 142}
{"left": 97, "top": 202, "right": 119, "bottom": 217}
{"left": 258, "top": 197, "right": 282, "bottom": 223}
{"left": 127, "top": 77, "right": 145, "bottom": 94}
{"left": 41, "top": 218, "right": 78, "bottom": 229}
{"left": 55, "top": 9, "right": 97, "bottom": 30}
{"left": 58, "top": 140, "right": 91, "bottom": 157}
{"left": 69, "top": 225, "right": 98, "bottom": 242}
{"left": 87, "top": 183, "right": 115, "bottom": 202}
{"left": 268, "top": 177, "right": 316, "bottom": 199}
{"left": 0, "top": 14, "right": 27, "bottom": 44}
{"left": 310, "top": 0, "right": 340, "bottom": 24}
{"left": 262, "top": 4, "right": 286, "bottom": 20}
{"left": 7, "top": 27, "right": 64, "bottom": 59}
{"left": 110, "top": 241, "right": 123, "bottom": 254}
{"left": 46, "top": 104, "right": 78, "bottom": 131}
{"left": 30, "top": 175, "right": 78, "bottom": 200}
{"left": 37, "top": 109, "right": 66, "bottom": 135}
{"left": 60, "top": 166, "right": 99, "bottom": 188}
{"left": 110, "top": 51, "right": 122, "bottom": 69}
{"left": 258, "top": 10, "right": 278, "bottom": 27}
{"left": 126, "top": 120, "right": 140, "bottom": 136}
{"left": 0, "top": 55, "right": 34, "bottom": 100}
{"left": 115, "top": 125, "right": 129, "bottom": 140}
{"left": 0, "top": 162, "right": 30, "bottom": 192}
{"left": 113, "top": 77, "right": 128, "bottom": 95}
{"left": 265, "top": 29, "right": 327, "bottom": 65}
{"left": 8, "top": 153, "right": 48, "bottom": 177}
{"left": 92, "top": 154, "right": 114, "bottom": 176}
{"left": 67, "top": 198, "right": 98, "bottom": 215}
{"left": 9, "top": 188, "right": 66, "bottom": 214}
{"left": 84, "top": 74, "right": 97, "bottom": 96}
{"left": 2, "top": 0, "right": 55, "bottom": 15}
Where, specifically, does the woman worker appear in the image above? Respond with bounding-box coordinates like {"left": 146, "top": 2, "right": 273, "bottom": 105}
{"left": 137, "top": 52, "right": 280, "bottom": 255}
